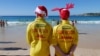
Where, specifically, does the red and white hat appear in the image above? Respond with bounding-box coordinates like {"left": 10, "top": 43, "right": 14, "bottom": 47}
{"left": 35, "top": 6, "right": 48, "bottom": 16}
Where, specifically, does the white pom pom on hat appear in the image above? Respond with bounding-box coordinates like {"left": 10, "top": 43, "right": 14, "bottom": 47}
{"left": 35, "top": 6, "right": 48, "bottom": 16}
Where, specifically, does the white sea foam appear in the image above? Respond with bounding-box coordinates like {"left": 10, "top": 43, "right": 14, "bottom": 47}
{"left": 77, "top": 21, "right": 100, "bottom": 24}
{"left": 7, "top": 21, "right": 31, "bottom": 26}
{"left": 6, "top": 20, "right": 100, "bottom": 26}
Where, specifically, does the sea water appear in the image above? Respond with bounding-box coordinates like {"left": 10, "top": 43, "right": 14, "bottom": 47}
{"left": 0, "top": 16, "right": 100, "bottom": 26}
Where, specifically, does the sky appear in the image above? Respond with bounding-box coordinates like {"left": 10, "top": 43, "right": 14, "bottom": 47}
{"left": 0, "top": 0, "right": 100, "bottom": 16}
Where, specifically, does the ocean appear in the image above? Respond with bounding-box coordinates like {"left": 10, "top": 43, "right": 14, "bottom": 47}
{"left": 0, "top": 16, "right": 100, "bottom": 26}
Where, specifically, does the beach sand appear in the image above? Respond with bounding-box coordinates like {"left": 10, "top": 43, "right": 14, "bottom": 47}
{"left": 0, "top": 24, "right": 100, "bottom": 56}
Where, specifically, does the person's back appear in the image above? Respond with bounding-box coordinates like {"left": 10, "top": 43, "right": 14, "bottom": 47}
{"left": 26, "top": 6, "right": 52, "bottom": 56}
{"left": 53, "top": 20, "right": 78, "bottom": 56}
{"left": 51, "top": 3, "right": 78, "bottom": 56}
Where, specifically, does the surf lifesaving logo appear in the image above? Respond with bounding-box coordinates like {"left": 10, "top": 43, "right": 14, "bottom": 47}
{"left": 32, "top": 24, "right": 48, "bottom": 39}
{"left": 57, "top": 26, "right": 75, "bottom": 42}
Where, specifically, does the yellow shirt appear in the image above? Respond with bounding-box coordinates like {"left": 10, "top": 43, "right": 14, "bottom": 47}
{"left": 52, "top": 20, "right": 78, "bottom": 56}
{"left": 26, "top": 17, "right": 52, "bottom": 56}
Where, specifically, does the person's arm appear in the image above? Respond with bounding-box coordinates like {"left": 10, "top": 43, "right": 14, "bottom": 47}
{"left": 68, "top": 44, "right": 77, "bottom": 56}
{"left": 26, "top": 23, "right": 33, "bottom": 45}
{"left": 53, "top": 45, "right": 67, "bottom": 56}
{"left": 68, "top": 27, "right": 78, "bottom": 55}
{"left": 48, "top": 26, "right": 53, "bottom": 45}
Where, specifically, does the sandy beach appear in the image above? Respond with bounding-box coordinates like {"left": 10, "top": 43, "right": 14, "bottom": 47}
{"left": 0, "top": 24, "right": 100, "bottom": 56}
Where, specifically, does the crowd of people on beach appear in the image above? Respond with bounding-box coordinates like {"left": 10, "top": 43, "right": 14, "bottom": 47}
{"left": 71, "top": 20, "right": 77, "bottom": 26}
{"left": 0, "top": 20, "right": 7, "bottom": 27}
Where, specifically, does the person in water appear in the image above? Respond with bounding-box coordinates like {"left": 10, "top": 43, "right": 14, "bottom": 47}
{"left": 26, "top": 5, "right": 52, "bottom": 56}
{"left": 51, "top": 3, "right": 78, "bottom": 56}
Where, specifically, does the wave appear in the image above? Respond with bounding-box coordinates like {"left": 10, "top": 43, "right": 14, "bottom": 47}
{"left": 5, "top": 20, "right": 100, "bottom": 26}
{"left": 77, "top": 21, "right": 100, "bottom": 24}
{"left": 7, "top": 21, "right": 31, "bottom": 26}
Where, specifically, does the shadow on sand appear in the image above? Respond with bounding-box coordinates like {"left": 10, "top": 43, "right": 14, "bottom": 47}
{"left": 79, "top": 32, "right": 87, "bottom": 35}
{"left": 0, "top": 47, "right": 27, "bottom": 50}
{"left": 0, "top": 41, "right": 16, "bottom": 44}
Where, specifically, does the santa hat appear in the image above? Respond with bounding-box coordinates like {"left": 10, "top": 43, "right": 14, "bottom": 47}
{"left": 52, "top": 3, "right": 74, "bottom": 20}
{"left": 35, "top": 6, "right": 48, "bottom": 16}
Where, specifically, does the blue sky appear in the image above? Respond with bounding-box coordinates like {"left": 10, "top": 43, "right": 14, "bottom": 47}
{"left": 0, "top": 0, "right": 100, "bottom": 16}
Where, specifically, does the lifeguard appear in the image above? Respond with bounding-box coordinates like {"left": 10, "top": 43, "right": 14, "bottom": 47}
{"left": 26, "top": 6, "right": 52, "bottom": 56}
{"left": 51, "top": 3, "right": 78, "bottom": 56}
